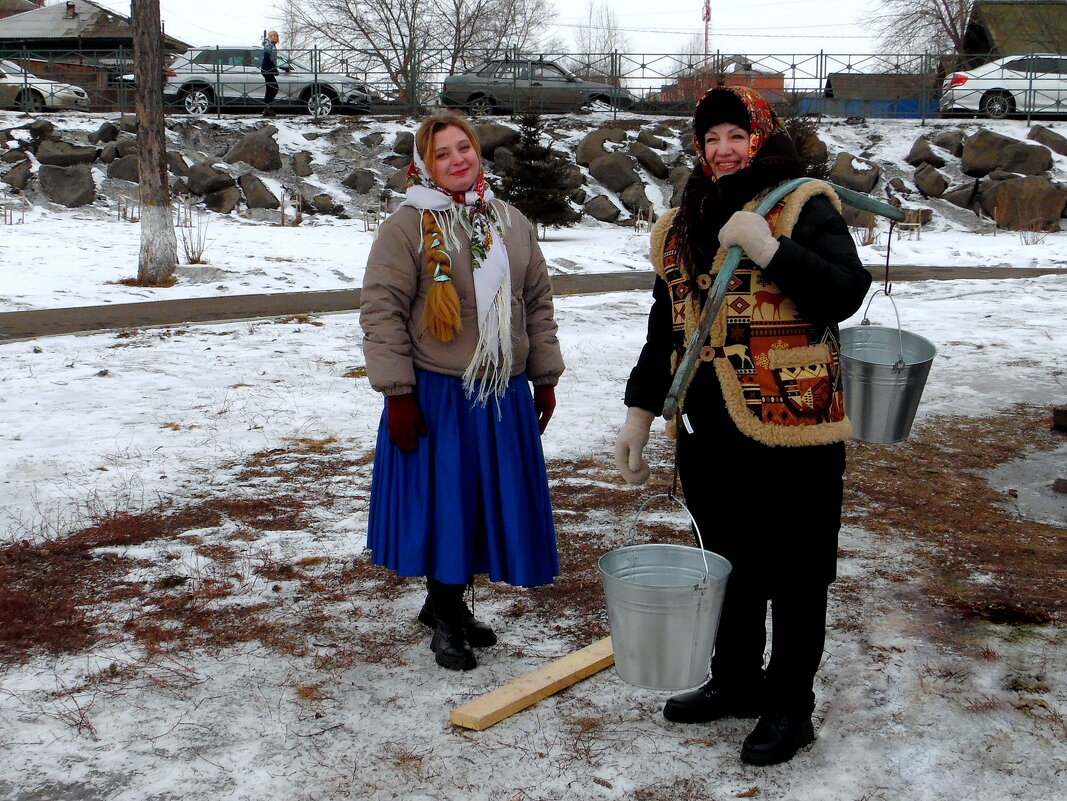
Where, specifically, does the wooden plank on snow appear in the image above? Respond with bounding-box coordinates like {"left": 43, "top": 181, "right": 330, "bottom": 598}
{"left": 450, "top": 637, "right": 615, "bottom": 731}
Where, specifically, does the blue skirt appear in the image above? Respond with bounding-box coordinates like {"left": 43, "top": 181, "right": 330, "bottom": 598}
{"left": 366, "top": 368, "right": 559, "bottom": 587}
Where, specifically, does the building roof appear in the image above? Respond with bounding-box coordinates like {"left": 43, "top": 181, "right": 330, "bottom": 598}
{"left": 964, "top": 0, "right": 1067, "bottom": 56}
{"left": 0, "top": 0, "right": 188, "bottom": 50}
{"left": 0, "top": 0, "right": 41, "bottom": 18}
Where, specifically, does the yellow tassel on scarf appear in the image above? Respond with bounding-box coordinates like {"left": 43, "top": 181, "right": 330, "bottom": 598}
{"left": 421, "top": 210, "right": 462, "bottom": 342}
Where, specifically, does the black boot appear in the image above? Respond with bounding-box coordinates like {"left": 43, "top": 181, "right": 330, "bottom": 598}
{"left": 425, "top": 579, "right": 476, "bottom": 671}
{"left": 740, "top": 711, "right": 816, "bottom": 766}
{"left": 418, "top": 588, "right": 497, "bottom": 648}
{"left": 662, "top": 678, "right": 763, "bottom": 723}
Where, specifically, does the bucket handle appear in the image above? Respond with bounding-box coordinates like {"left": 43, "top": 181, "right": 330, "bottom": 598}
{"left": 625, "top": 493, "right": 712, "bottom": 577}
{"left": 859, "top": 289, "right": 907, "bottom": 373}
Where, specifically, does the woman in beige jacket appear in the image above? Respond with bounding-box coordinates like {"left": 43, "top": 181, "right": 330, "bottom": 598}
{"left": 360, "top": 113, "right": 565, "bottom": 672}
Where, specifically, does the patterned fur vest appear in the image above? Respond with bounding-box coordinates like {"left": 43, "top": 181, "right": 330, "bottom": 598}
{"left": 651, "top": 180, "right": 853, "bottom": 447}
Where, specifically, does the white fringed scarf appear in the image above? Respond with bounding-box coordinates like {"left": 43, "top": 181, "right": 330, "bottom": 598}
{"left": 402, "top": 148, "right": 513, "bottom": 405}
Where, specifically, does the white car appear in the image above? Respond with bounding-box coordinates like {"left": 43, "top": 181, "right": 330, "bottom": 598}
{"left": 940, "top": 53, "right": 1067, "bottom": 118}
{"left": 163, "top": 47, "right": 376, "bottom": 117}
{"left": 0, "top": 59, "right": 90, "bottom": 112}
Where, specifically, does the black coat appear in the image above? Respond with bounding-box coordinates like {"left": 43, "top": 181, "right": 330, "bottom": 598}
{"left": 624, "top": 192, "right": 871, "bottom": 587}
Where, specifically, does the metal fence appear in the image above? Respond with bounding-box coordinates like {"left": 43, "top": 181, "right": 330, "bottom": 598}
{"left": 1, "top": 45, "right": 1062, "bottom": 122}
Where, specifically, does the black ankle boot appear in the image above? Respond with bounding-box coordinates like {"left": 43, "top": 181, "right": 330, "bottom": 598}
{"left": 662, "top": 678, "right": 763, "bottom": 723}
{"left": 419, "top": 584, "right": 497, "bottom": 648}
{"left": 740, "top": 711, "right": 816, "bottom": 765}
{"left": 425, "top": 579, "right": 477, "bottom": 671}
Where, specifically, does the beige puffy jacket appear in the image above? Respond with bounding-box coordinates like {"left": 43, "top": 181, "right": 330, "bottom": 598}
{"left": 360, "top": 203, "right": 565, "bottom": 396}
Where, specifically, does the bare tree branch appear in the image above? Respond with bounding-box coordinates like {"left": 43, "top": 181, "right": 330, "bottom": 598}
{"left": 866, "top": 0, "right": 971, "bottom": 53}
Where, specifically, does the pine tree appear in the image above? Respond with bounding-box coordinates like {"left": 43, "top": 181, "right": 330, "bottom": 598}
{"left": 497, "top": 114, "right": 577, "bottom": 239}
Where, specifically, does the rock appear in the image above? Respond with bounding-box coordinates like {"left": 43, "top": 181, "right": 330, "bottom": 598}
{"left": 887, "top": 177, "right": 908, "bottom": 193}
{"left": 23, "top": 119, "right": 55, "bottom": 142}
{"left": 1027, "top": 124, "right": 1067, "bottom": 157}
{"left": 913, "top": 163, "right": 947, "bottom": 198}
{"left": 1, "top": 160, "right": 31, "bottom": 190}
{"left": 99, "top": 144, "right": 119, "bottom": 163}
{"left": 393, "top": 131, "right": 414, "bottom": 156}
{"left": 360, "top": 132, "right": 384, "bottom": 148}
{"left": 669, "top": 165, "right": 690, "bottom": 208}
{"left": 204, "top": 185, "right": 241, "bottom": 214}
{"left": 588, "top": 152, "right": 640, "bottom": 193}
{"left": 492, "top": 146, "right": 516, "bottom": 172}
{"left": 905, "top": 137, "right": 946, "bottom": 168}
{"left": 107, "top": 154, "right": 140, "bottom": 183}
{"left": 342, "top": 168, "right": 376, "bottom": 194}
{"left": 979, "top": 175, "right": 1067, "bottom": 231}
{"left": 166, "top": 151, "right": 189, "bottom": 176}
{"left": 561, "top": 164, "right": 585, "bottom": 191}
{"left": 621, "top": 183, "right": 654, "bottom": 218}
{"left": 224, "top": 126, "right": 282, "bottom": 171}
{"left": 88, "top": 122, "right": 120, "bottom": 145}
{"left": 115, "top": 137, "right": 138, "bottom": 158}
{"left": 576, "top": 127, "right": 625, "bottom": 167}
{"left": 170, "top": 176, "right": 190, "bottom": 197}
{"left": 302, "top": 192, "right": 341, "bottom": 215}
{"left": 795, "top": 132, "right": 829, "bottom": 168}
{"left": 386, "top": 169, "right": 408, "bottom": 193}
{"left": 381, "top": 154, "right": 410, "bottom": 168}
{"left": 302, "top": 132, "right": 320, "bottom": 141}
{"left": 185, "top": 164, "right": 237, "bottom": 196}
{"left": 584, "top": 194, "right": 620, "bottom": 223}
{"left": 116, "top": 114, "right": 139, "bottom": 134}
{"left": 629, "top": 142, "right": 668, "bottom": 179}
{"left": 636, "top": 130, "right": 668, "bottom": 150}
{"left": 35, "top": 140, "right": 98, "bottom": 167}
{"left": 239, "top": 173, "right": 280, "bottom": 209}
{"left": 942, "top": 181, "right": 981, "bottom": 210}
{"left": 932, "top": 129, "right": 964, "bottom": 157}
{"left": 569, "top": 187, "right": 587, "bottom": 204}
{"left": 474, "top": 123, "right": 519, "bottom": 159}
{"left": 292, "top": 151, "right": 314, "bottom": 177}
{"left": 828, "top": 152, "right": 880, "bottom": 193}
{"left": 38, "top": 164, "right": 95, "bottom": 207}
{"left": 841, "top": 205, "right": 876, "bottom": 229}
{"left": 1, "top": 149, "right": 28, "bottom": 164}
{"left": 961, "top": 129, "right": 1052, "bottom": 177}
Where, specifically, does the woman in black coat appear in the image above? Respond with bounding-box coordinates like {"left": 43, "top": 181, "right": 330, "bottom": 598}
{"left": 615, "top": 86, "right": 871, "bottom": 766}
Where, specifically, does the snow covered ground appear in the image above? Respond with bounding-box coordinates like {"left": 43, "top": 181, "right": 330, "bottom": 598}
{"left": 0, "top": 110, "right": 1065, "bottom": 801}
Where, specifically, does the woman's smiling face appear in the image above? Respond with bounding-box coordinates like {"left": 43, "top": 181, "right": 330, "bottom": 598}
{"left": 703, "top": 123, "right": 751, "bottom": 180}
{"left": 430, "top": 124, "right": 481, "bottom": 193}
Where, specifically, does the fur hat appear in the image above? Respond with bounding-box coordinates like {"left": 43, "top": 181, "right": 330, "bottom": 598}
{"left": 693, "top": 87, "right": 752, "bottom": 142}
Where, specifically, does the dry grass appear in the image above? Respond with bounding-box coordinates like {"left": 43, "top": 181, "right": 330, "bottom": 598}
{"left": 1, "top": 404, "right": 1062, "bottom": 672}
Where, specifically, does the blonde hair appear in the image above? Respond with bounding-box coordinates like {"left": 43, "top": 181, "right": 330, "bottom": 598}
{"left": 414, "top": 113, "right": 482, "bottom": 343}
{"left": 414, "top": 113, "right": 483, "bottom": 180}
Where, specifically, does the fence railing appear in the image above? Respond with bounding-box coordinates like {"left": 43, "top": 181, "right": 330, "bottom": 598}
{"left": 1, "top": 46, "right": 1061, "bottom": 122}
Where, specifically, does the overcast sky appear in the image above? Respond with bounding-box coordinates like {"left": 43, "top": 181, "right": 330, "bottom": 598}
{"left": 87, "top": 0, "right": 877, "bottom": 55}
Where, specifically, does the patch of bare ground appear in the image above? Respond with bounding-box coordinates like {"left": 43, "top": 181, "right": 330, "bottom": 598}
{"left": 843, "top": 403, "right": 1065, "bottom": 627}
{"left": 2, "top": 405, "right": 1062, "bottom": 672}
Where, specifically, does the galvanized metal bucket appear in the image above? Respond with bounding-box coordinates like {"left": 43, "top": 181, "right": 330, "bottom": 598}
{"left": 839, "top": 292, "right": 937, "bottom": 445}
{"left": 598, "top": 494, "right": 732, "bottom": 691}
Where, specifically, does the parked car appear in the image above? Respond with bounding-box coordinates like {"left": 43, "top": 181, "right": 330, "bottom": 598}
{"left": 440, "top": 58, "right": 636, "bottom": 114}
{"left": 163, "top": 47, "right": 376, "bottom": 116}
{"left": 0, "top": 59, "right": 90, "bottom": 112}
{"left": 940, "top": 53, "right": 1067, "bottom": 118}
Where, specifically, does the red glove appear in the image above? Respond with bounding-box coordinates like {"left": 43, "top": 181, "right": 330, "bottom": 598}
{"left": 387, "top": 393, "right": 426, "bottom": 452}
{"left": 533, "top": 385, "right": 556, "bottom": 435}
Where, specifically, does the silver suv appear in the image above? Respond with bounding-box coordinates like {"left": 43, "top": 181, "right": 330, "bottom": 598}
{"left": 164, "top": 47, "right": 375, "bottom": 116}
{"left": 440, "top": 58, "right": 636, "bottom": 114}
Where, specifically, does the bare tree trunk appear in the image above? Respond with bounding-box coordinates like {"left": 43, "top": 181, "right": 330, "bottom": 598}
{"left": 132, "top": 0, "right": 177, "bottom": 285}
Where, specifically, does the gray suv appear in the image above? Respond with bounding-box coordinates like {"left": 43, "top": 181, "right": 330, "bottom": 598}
{"left": 164, "top": 47, "right": 375, "bottom": 116}
{"left": 440, "top": 58, "right": 636, "bottom": 114}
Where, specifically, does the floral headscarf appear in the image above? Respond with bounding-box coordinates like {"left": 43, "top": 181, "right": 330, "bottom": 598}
{"left": 692, "top": 86, "right": 786, "bottom": 181}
